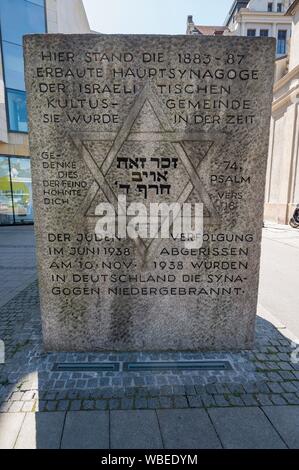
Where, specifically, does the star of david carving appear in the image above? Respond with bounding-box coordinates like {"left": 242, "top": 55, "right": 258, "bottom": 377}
{"left": 71, "top": 82, "right": 222, "bottom": 263}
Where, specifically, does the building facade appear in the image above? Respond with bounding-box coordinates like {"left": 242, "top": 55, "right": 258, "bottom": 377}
{"left": 0, "top": 0, "right": 90, "bottom": 225}
{"left": 265, "top": 0, "right": 299, "bottom": 223}
{"left": 224, "top": 0, "right": 293, "bottom": 57}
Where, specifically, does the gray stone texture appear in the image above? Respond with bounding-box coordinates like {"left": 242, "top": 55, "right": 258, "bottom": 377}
{"left": 61, "top": 411, "right": 109, "bottom": 449}
{"left": 24, "top": 34, "right": 275, "bottom": 351}
{"left": 263, "top": 406, "right": 299, "bottom": 448}
{"left": 14, "top": 412, "right": 65, "bottom": 449}
{"left": 157, "top": 409, "right": 221, "bottom": 449}
{"left": 0, "top": 413, "right": 25, "bottom": 449}
{"left": 208, "top": 407, "right": 286, "bottom": 448}
{"left": 110, "top": 410, "right": 163, "bottom": 449}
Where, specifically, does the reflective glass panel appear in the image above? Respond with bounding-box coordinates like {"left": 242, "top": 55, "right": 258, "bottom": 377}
{"left": 0, "top": 0, "right": 45, "bottom": 46}
{"left": 2, "top": 42, "right": 25, "bottom": 91}
{"left": 7, "top": 89, "right": 28, "bottom": 132}
{"left": 0, "top": 156, "right": 14, "bottom": 225}
{"left": 10, "top": 157, "right": 33, "bottom": 223}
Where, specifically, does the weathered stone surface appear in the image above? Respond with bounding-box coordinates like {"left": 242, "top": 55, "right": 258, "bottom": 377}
{"left": 24, "top": 34, "right": 275, "bottom": 351}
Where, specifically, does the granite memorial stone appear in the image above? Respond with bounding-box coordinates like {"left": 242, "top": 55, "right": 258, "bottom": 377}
{"left": 24, "top": 34, "right": 275, "bottom": 351}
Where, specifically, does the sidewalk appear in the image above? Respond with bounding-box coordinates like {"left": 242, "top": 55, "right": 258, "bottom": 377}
{"left": 0, "top": 224, "right": 299, "bottom": 449}
{"left": 0, "top": 226, "right": 36, "bottom": 308}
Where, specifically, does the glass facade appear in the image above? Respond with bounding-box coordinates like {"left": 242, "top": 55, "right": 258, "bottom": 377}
{"left": 0, "top": 156, "right": 33, "bottom": 225}
{"left": 0, "top": 0, "right": 46, "bottom": 132}
{"left": 0, "top": 1, "right": 46, "bottom": 224}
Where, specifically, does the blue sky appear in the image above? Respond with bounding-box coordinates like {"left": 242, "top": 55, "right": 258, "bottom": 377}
{"left": 82, "top": 0, "right": 233, "bottom": 34}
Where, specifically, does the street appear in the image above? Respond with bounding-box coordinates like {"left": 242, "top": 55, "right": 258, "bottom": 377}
{"left": 259, "top": 224, "right": 299, "bottom": 339}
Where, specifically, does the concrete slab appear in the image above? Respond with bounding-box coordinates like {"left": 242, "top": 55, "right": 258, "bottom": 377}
{"left": 262, "top": 406, "right": 299, "bottom": 449}
{"left": 0, "top": 413, "right": 25, "bottom": 449}
{"left": 61, "top": 411, "right": 109, "bottom": 449}
{"left": 157, "top": 409, "right": 222, "bottom": 449}
{"left": 110, "top": 410, "right": 163, "bottom": 449}
{"left": 208, "top": 407, "right": 287, "bottom": 449}
{"left": 14, "top": 412, "right": 65, "bottom": 449}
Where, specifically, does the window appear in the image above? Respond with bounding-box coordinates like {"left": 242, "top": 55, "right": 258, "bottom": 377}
{"left": 260, "top": 29, "right": 269, "bottom": 37}
{"left": 2, "top": 43, "right": 25, "bottom": 91}
{"left": 10, "top": 157, "right": 33, "bottom": 223}
{"left": 0, "top": 156, "right": 33, "bottom": 225}
{"left": 277, "top": 3, "right": 283, "bottom": 12}
{"left": 277, "top": 30, "right": 287, "bottom": 54}
{"left": 268, "top": 2, "right": 273, "bottom": 11}
{"left": 247, "top": 29, "right": 256, "bottom": 37}
{"left": 7, "top": 89, "right": 28, "bottom": 132}
{"left": 0, "top": 0, "right": 46, "bottom": 46}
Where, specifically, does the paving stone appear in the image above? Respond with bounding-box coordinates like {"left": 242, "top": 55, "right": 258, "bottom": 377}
{"left": 270, "top": 395, "right": 288, "bottom": 406}
{"left": 256, "top": 382, "right": 270, "bottom": 393}
{"left": 173, "top": 396, "right": 188, "bottom": 408}
{"left": 37, "top": 400, "right": 47, "bottom": 412}
{"left": 187, "top": 395, "right": 203, "bottom": 408}
{"left": 213, "top": 394, "right": 230, "bottom": 407}
{"left": 111, "top": 410, "right": 163, "bottom": 449}
{"left": 184, "top": 385, "right": 196, "bottom": 396}
{"left": 45, "top": 401, "right": 57, "bottom": 412}
{"left": 69, "top": 400, "right": 81, "bottom": 411}
{"left": 45, "top": 392, "right": 56, "bottom": 400}
{"left": 14, "top": 412, "right": 65, "bottom": 449}
{"left": 95, "top": 400, "right": 108, "bottom": 410}
{"left": 267, "top": 372, "right": 283, "bottom": 382}
{"left": 21, "top": 401, "right": 35, "bottom": 412}
{"left": 281, "top": 382, "right": 298, "bottom": 393}
{"left": 10, "top": 391, "right": 24, "bottom": 401}
{"left": 147, "top": 398, "right": 160, "bottom": 409}
{"left": 208, "top": 407, "right": 286, "bottom": 449}
{"left": 82, "top": 400, "right": 95, "bottom": 410}
{"left": 22, "top": 390, "right": 36, "bottom": 401}
{"left": 282, "top": 393, "right": 299, "bottom": 405}
{"left": 279, "top": 371, "right": 296, "bottom": 380}
{"left": 205, "top": 384, "right": 218, "bottom": 395}
{"left": 8, "top": 401, "right": 23, "bottom": 413}
{"left": 134, "top": 398, "right": 148, "bottom": 409}
{"left": 200, "top": 394, "right": 216, "bottom": 408}
{"left": 243, "top": 383, "right": 259, "bottom": 393}
{"left": 263, "top": 406, "right": 299, "bottom": 448}
{"left": 241, "top": 394, "right": 259, "bottom": 406}
{"left": 256, "top": 394, "right": 273, "bottom": 406}
{"left": 157, "top": 409, "right": 221, "bottom": 449}
{"left": 109, "top": 399, "right": 120, "bottom": 410}
{"left": 279, "top": 362, "right": 293, "bottom": 371}
{"left": 61, "top": 411, "right": 109, "bottom": 449}
{"left": 0, "top": 413, "right": 25, "bottom": 449}
{"left": 57, "top": 400, "right": 70, "bottom": 411}
{"left": 268, "top": 382, "right": 284, "bottom": 394}
{"left": 0, "top": 402, "right": 11, "bottom": 413}
{"left": 227, "top": 384, "right": 245, "bottom": 394}
{"left": 159, "top": 396, "right": 173, "bottom": 409}
{"left": 120, "top": 398, "right": 134, "bottom": 410}
{"left": 228, "top": 395, "right": 244, "bottom": 406}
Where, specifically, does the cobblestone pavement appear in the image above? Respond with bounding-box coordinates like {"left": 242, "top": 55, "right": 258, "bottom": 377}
{"left": 0, "top": 282, "right": 299, "bottom": 448}
{"left": 1, "top": 281, "right": 299, "bottom": 416}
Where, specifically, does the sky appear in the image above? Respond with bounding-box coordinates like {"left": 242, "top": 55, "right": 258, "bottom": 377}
{"left": 82, "top": 0, "right": 233, "bottom": 34}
